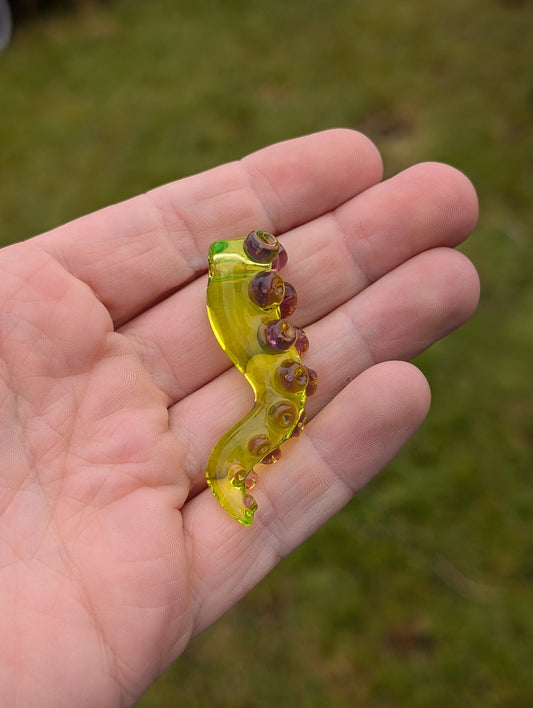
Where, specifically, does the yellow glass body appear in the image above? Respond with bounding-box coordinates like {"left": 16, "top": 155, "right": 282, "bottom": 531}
{"left": 206, "top": 236, "right": 307, "bottom": 525}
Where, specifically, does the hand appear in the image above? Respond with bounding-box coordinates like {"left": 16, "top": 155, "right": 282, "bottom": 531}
{"left": 0, "top": 130, "right": 479, "bottom": 707}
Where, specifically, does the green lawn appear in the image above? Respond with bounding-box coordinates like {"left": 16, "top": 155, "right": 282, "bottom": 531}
{"left": 2, "top": 0, "right": 532, "bottom": 705}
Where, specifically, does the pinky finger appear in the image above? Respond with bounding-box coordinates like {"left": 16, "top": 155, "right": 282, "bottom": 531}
{"left": 268, "top": 360, "right": 432, "bottom": 544}
{"left": 184, "top": 360, "right": 431, "bottom": 635}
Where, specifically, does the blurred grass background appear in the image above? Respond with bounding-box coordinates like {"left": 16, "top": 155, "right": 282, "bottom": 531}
{"left": 1, "top": 0, "right": 532, "bottom": 705}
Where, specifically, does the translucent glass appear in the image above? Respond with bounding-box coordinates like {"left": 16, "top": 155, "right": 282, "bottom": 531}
{"left": 205, "top": 232, "right": 315, "bottom": 525}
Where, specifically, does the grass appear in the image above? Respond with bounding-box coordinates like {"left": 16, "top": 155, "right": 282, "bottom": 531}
{"left": 1, "top": 0, "right": 532, "bottom": 705}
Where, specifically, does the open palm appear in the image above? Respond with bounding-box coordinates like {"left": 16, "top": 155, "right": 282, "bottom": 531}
{"left": 0, "top": 130, "right": 479, "bottom": 707}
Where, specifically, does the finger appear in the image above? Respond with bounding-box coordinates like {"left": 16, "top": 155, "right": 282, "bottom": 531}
{"left": 170, "top": 246, "right": 479, "bottom": 492}
{"left": 33, "top": 130, "right": 382, "bottom": 325}
{"left": 278, "top": 161, "right": 479, "bottom": 324}
{"left": 182, "top": 361, "right": 431, "bottom": 633}
{"left": 308, "top": 247, "right": 480, "bottom": 408}
{"left": 121, "top": 163, "right": 478, "bottom": 402}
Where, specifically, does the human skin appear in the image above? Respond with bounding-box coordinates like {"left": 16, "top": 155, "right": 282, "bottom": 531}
{"left": 0, "top": 130, "right": 479, "bottom": 707}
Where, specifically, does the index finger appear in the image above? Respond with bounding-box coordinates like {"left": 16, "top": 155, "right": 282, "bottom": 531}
{"left": 32, "top": 130, "right": 382, "bottom": 325}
